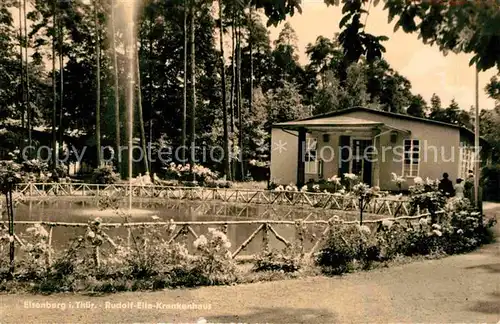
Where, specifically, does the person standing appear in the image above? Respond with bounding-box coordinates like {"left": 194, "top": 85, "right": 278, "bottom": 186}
{"left": 465, "top": 170, "right": 474, "bottom": 201}
{"left": 438, "top": 172, "right": 454, "bottom": 197}
{"left": 454, "top": 178, "right": 465, "bottom": 199}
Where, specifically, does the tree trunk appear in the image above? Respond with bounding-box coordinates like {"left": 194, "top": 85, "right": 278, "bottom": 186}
{"left": 182, "top": 0, "right": 188, "bottom": 165}
{"left": 94, "top": 0, "right": 101, "bottom": 167}
{"left": 23, "top": 0, "right": 33, "bottom": 151}
{"left": 218, "top": 0, "right": 230, "bottom": 180}
{"left": 230, "top": 14, "right": 236, "bottom": 180}
{"left": 58, "top": 9, "right": 64, "bottom": 146}
{"left": 18, "top": 0, "right": 25, "bottom": 134}
{"left": 24, "top": 0, "right": 30, "bottom": 154}
{"left": 249, "top": 5, "right": 253, "bottom": 114}
{"left": 236, "top": 20, "right": 244, "bottom": 180}
{"left": 148, "top": 20, "right": 153, "bottom": 174}
{"left": 135, "top": 40, "right": 149, "bottom": 174}
{"left": 51, "top": 0, "right": 57, "bottom": 169}
{"left": 111, "top": 0, "right": 121, "bottom": 175}
{"left": 189, "top": 0, "right": 196, "bottom": 180}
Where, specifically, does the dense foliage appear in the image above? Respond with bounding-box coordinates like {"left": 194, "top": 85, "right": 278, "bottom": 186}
{"left": 317, "top": 200, "right": 495, "bottom": 275}
{"left": 1, "top": 0, "right": 498, "bottom": 182}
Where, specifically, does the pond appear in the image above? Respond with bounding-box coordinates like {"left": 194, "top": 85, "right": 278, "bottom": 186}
{"left": 5, "top": 198, "right": 365, "bottom": 256}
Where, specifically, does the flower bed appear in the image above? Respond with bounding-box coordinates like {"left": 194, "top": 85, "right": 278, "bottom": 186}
{"left": 317, "top": 200, "right": 496, "bottom": 275}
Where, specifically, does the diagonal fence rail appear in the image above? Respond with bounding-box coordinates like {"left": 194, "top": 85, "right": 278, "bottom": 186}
{"left": 1, "top": 210, "right": 443, "bottom": 267}
{"left": 13, "top": 183, "right": 414, "bottom": 216}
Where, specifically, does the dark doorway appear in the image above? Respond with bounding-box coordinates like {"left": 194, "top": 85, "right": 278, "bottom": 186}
{"left": 351, "top": 139, "right": 374, "bottom": 186}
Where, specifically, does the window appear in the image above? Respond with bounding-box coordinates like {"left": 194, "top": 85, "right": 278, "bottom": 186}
{"left": 403, "top": 139, "right": 419, "bottom": 177}
{"left": 459, "top": 144, "right": 474, "bottom": 179}
{"left": 305, "top": 138, "right": 318, "bottom": 174}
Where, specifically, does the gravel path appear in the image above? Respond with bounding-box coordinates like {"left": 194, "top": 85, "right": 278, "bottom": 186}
{"left": 1, "top": 207, "right": 499, "bottom": 323}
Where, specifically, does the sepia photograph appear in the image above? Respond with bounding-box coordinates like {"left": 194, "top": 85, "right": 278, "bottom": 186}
{"left": 0, "top": 0, "right": 499, "bottom": 322}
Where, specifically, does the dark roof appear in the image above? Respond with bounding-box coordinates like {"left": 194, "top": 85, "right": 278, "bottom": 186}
{"left": 279, "top": 106, "right": 488, "bottom": 144}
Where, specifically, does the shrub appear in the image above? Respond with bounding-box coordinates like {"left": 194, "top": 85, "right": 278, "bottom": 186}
{"left": 408, "top": 178, "right": 447, "bottom": 221}
{"left": 205, "top": 179, "right": 233, "bottom": 188}
{"left": 316, "top": 225, "right": 379, "bottom": 275}
{"left": 317, "top": 202, "right": 496, "bottom": 275}
{"left": 21, "top": 159, "right": 48, "bottom": 175}
{"left": 191, "top": 228, "right": 238, "bottom": 285}
{"left": 163, "top": 163, "right": 218, "bottom": 185}
{"left": 92, "top": 166, "right": 119, "bottom": 184}
{"left": 253, "top": 244, "right": 303, "bottom": 273}
{"left": 481, "top": 165, "right": 500, "bottom": 202}
{"left": 3, "top": 220, "right": 240, "bottom": 292}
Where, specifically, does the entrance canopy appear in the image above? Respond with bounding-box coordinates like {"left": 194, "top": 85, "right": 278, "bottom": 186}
{"left": 274, "top": 116, "right": 410, "bottom": 134}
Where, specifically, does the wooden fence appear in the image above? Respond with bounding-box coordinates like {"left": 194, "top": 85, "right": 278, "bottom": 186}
{"left": 1, "top": 210, "right": 442, "bottom": 265}
{"left": 14, "top": 183, "right": 414, "bottom": 216}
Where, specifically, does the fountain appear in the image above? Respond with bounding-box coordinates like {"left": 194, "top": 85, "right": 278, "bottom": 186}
{"left": 114, "top": 0, "right": 140, "bottom": 212}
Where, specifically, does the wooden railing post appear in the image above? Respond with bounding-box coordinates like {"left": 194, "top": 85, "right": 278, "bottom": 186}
{"left": 47, "top": 225, "right": 53, "bottom": 267}
{"left": 295, "top": 220, "right": 304, "bottom": 255}
{"left": 262, "top": 223, "right": 269, "bottom": 252}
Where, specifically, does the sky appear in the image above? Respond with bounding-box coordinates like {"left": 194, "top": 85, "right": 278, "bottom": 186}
{"left": 266, "top": 0, "right": 497, "bottom": 111}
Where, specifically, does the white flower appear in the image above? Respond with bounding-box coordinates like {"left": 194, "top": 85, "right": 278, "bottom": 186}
{"left": 419, "top": 218, "right": 429, "bottom": 226}
{"left": 223, "top": 241, "right": 231, "bottom": 249}
{"left": 327, "top": 175, "right": 341, "bottom": 184}
{"left": 300, "top": 185, "right": 308, "bottom": 192}
{"left": 413, "top": 176, "right": 423, "bottom": 185}
{"left": 344, "top": 173, "right": 357, "bottom": 180}
{"left": 9, "top": 235, "right": 14, "bottom": 243}
{"left": 357, "top": 225, "right": 371, "bottom": 235}
{"left": 432, "top": 229, "right": 442, "bottom": 237}
{"left": 312, "top": 184, "right": 320, "bottom": 191}
{"left": 457, "top": 229, "right": 464, "bottom": 235}
{"left": 382, "top": 219, "right": 393, "bottom": 229}
{"left": 432, "top": 224, "right": 441, "bottom": 230}
{"left": 86, "top": 230, "right": 96, "bottom": 239}
{"left": 391, "top": 172, "right": 406, "bottom": 184}
{"left": 193, "top": 235, "right": 208, "bottom": 249}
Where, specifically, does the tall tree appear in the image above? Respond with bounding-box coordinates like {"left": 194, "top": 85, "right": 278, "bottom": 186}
{"left": 189, "top": 0, "right": 196, "bottom": 178}
{"left": 51, "top": 0, "right": 57, "bottom": 168}
{"left": 94, "top": 0, "right": 101, "bottom": 167}
{"left": 18, "top": 0, "right": 24, "bottom": 130}
{"left": 58, "top": 2, "right": 63, "bottom": 145}
{"left": 182, "top": 0, "right": 187, "bottom": 164}
{"left": 236, "top": 13, "right": 244, "bottom": 180}
{"left": 272, "top": 22, "right": 301, "bottom": 85}
{"left": 406, "top": 94, "right": 427, "bottom": 118}
{"left": 230, "top": 12, "right": 236, "bottom": 179}
{"left": 111, "top": 0, "right": 120, "bottom": 175}
{"left": 218, "top": 0, "right": 230, "bottom": 179}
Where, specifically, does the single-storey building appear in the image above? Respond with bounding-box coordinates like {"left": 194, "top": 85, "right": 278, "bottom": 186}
{"left": 270, "top": 106, "right": 490, "bottom": 190}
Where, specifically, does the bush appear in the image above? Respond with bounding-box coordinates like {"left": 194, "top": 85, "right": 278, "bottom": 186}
{"left": 253, "top": 245, "right": 303, "bottom": 273}
{"left": 0, "top": 220, "right": 239, "bottom": 292}
{"left": 205, "top": 179, "right": 233, "bottom": 188}
{"left": 21, "top": 159, "right": 48, "bottom": 175}
{"left": 91, "top": 166, "right": 119, "bottom": 184}
{"left": 481, "top": 165, "right": 500, "bottom": 202}
{"left": 316, "top": 225, "right": 379, "bottom": 275}
{"left": 163, "top": 163, "right": 218, "bottom": 186}
{"left": 408, "top": 178, "right": 447, "bottom": 220}
{"left": 317, "top": 202, "right": 496, "bottom": 275}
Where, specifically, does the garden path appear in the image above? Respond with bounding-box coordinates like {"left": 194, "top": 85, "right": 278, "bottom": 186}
{"left": 1, "top": 204, "right": 499, "bottom": 323}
